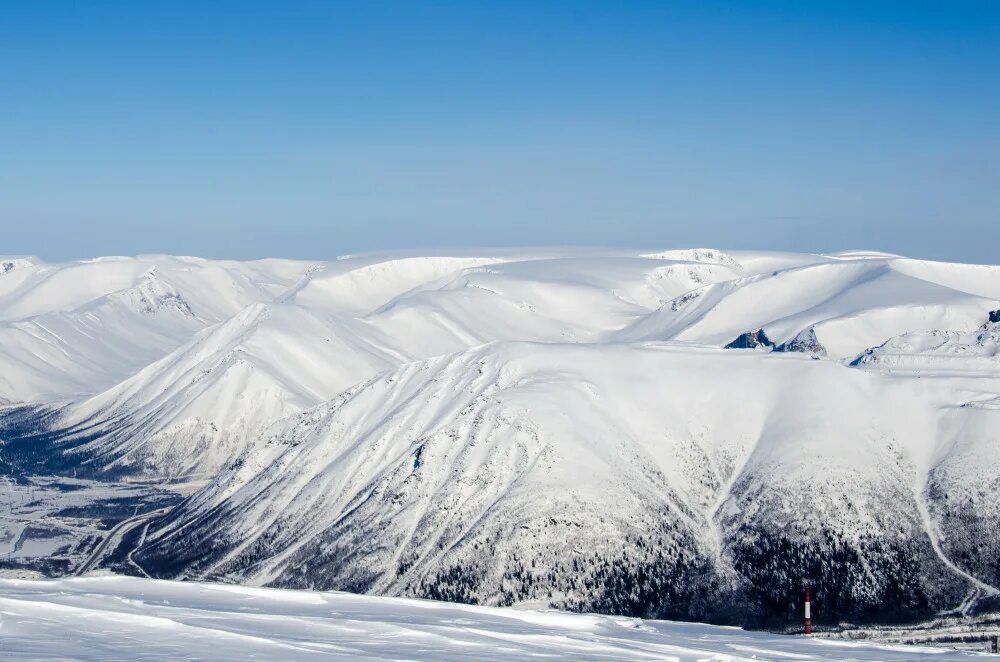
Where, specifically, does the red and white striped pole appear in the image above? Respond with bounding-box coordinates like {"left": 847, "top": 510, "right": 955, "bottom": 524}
{"left": 804, "top": 584, "right": 812, "bottom": 636}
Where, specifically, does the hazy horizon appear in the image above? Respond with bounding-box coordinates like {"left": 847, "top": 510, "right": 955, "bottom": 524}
{"left": 3, "top": 244, "right": 993, "bottom": 267}
{"left": 3, "top": 1, "right": 997, "bottom": 263}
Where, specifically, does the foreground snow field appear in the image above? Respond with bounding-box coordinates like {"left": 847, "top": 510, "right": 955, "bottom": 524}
{"left": 0, "top": 576, "right": 983, "bottom": 661}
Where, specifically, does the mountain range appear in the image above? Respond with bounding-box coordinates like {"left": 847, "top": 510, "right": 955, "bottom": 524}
{"left": 2, "top": 247, "right": 999, "bottom": 627}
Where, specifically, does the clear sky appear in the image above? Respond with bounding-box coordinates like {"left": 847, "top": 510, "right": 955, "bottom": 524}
{"left": 2, "top": 1, "right": 998, "bottom": 262}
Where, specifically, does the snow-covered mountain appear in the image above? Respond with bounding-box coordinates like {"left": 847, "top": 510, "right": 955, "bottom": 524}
{"left": 129, "top": 339, "right": 997, "bottom": 624}
{"left": 852, "top": 315, "right": 1000, "bottom": 373}
{"left": 617, "top": 254, "right": 1000, "bottom": 359}
{"left": 4, "top": 247, "right": 1000, "bottom": 628}
{"left": 850, "top": 315, "right": 1000, "bottom": 595}
{"left": 45, "top": 251, "right": 748, "bottom": 479}
{"left": 0, "top": 255, "right": 318, "bottom": 402}
{"left": 33, "top": 248, "right": 1000, "bottom": 482}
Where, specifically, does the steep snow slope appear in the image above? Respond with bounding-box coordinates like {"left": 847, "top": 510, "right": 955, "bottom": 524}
{"left": 618, "top": 257, "right": 1000, "bottom": 359}
{"left": 0, "top": 255, "right": 318, "bottom": 402}
{"left": 926, "top": 404, "right": 1000, "bottom": 592}
{"left": 49, "top": 249, "right": 1000, "bottom": 483}
{"left": 289, "top": 254, "right": 511, "bottom": 315}
{"left": 59, "top": 303, "right": 417, "bottom": 479}
{"left": 852, "top": 317, "right": 1000, "bottom": 374}
{"left": 850, "top": 314, "right": 1000, "bottom": 596}
{"left": 6, "top": 250, "right": 996, "bottom": 404}
{"left": 50, "top": 254, "right": 745, "bottom": 479}
{"left": 0, "top": 576, "right": 975, "bottom": 661}
{"left": 133, "top": 341, "right": 979, "bottom": 624}
{"left": 0, "top": 271, "right": 202, "bottom": 402}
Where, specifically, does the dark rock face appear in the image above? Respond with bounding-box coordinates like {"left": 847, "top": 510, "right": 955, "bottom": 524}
{"left": 725, "top": 329, "right": 774, "bottom": 350}
{"left": 849, "top": 350, "right": 874, "bottom": 367}
{"left": 990, "top": 310, "right": 1000, "bottom": 324}
{"left": 773, "top": 328, "right": 827, "bottom": 356}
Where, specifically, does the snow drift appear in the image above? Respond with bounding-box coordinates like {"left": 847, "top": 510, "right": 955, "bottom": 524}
{"left": 0, "top": 576, "right": 982, "bottom": 661}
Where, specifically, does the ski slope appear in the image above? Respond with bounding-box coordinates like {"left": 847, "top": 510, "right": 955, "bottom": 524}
{"left": 0, "top": 576, "right": 981, "bottom": 661}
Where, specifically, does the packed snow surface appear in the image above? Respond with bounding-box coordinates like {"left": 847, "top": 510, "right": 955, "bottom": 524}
{"left": 0, "top": 576, "right": 980, "bottom": 661}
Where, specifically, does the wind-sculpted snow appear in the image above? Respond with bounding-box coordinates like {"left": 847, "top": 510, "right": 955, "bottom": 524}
{"left": 1, "top": 576, "right": 980, "bottom": 661}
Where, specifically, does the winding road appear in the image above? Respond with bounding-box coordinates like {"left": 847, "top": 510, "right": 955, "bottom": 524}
{"left": 74, "top": 507, "right": 171, "bottom": 576}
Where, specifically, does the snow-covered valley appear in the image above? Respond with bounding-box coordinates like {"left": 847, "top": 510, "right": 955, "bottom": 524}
{"left": 2, "top": 247, "right": 1000, "bottom": 653}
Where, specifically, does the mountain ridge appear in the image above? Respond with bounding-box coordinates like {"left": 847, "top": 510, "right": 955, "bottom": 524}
{"left": 3, "top": 247, "right": 1000, "bottom": 627}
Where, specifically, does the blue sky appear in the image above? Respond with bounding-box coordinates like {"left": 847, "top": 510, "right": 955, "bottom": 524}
{"left": 2, "top": 1, "right": 998, "bottom": 262}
